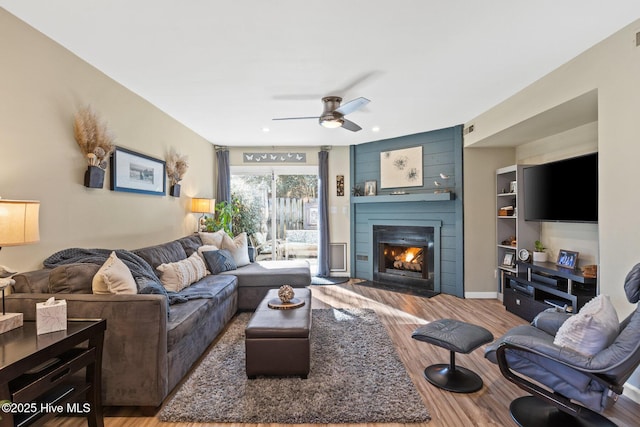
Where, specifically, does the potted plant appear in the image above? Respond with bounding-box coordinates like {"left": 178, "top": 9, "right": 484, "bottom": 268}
{"left": 203, "top": 196, "right": 262, "bottom": 261}
{"left": 166, "top": 148, "right": 189, "bottom": 197}
{"left": 203, "top": 200, "right": 237, "bottom": 235}
{"left": 73, "top": 106, "right": 115, "bottom": 188}
{"left": 533, "top": 240, "right": 547, "bottom": 262}
{"left": 231, "top": 194, "right": 261, "bottom": 261}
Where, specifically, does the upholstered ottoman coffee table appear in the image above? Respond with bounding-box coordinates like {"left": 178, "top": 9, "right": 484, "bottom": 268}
{"left": 245, "top": 287, "right": 312, "bottom": 378}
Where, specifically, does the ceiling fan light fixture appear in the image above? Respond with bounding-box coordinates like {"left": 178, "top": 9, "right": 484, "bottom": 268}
{"left": 320, "top": 117, "right": 344, "bottom": 128}
{"left": 274, "top": 95, "right": 368, "bottom": 132}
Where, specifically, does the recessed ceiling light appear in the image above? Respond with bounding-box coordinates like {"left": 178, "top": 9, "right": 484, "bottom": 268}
{"left": 372, "top": 126, "right": 380, "bottom": 132}
{"left": 262, "top": 127, "right": 270, "bottom": 133}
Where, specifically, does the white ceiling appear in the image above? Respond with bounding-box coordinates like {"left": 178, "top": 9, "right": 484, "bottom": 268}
{"left": 2, "top": 1, "right": 640, "bottom": 147}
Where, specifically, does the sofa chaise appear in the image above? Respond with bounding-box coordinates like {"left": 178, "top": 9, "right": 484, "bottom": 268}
{"left": 6, "top": 233, "right": 311, "bottom": 408}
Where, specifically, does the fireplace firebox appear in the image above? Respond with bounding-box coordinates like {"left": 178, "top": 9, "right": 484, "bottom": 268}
{"left": 373, "top": 225, "right": 436, "bottom": 293}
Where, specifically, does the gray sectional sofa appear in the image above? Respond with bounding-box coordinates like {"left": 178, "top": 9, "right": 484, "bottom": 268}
{"left": 6, "top": 234, "right": 311, "bottom": 408}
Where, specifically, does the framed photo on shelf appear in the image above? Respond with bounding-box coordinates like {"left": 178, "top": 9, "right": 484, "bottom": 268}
{"left": 364, "top": 180, "right": 377, "bottom": 196}
{"left": 111, "top": 146, "right": 166, "bottom": 196}
{"left": 557, "top": 249, "right": 579, "bottom": 269}
{"left": 502, "top": 252, "right": 515, "bottom": 267}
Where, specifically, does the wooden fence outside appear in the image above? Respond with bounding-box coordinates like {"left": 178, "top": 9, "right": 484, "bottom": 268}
{"left": 267, "top": 197, "right": 318, "bottom": 238}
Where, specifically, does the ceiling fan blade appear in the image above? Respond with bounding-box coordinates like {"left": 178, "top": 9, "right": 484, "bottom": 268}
{"left": 272, "top": 116, "right": 319, "bottom": 121}
{"left": 334, "top": 97, "right": 370, "bottom": 116}
{"left": 337, "top": 71, "right": 381, "bottom": 93}
{"left": 341, "top": 118, "right": 362, "bottom": 132}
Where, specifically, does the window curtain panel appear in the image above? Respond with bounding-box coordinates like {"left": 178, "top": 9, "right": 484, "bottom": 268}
{"left": 216, "top": 148, "right": 231, "bottom": 203}
{"left": 317, "top": 150, "right": 330, "bottom": 277}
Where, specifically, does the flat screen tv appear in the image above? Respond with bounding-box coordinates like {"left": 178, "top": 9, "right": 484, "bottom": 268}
{"left": 523, "top": 153, "right": 598, "bottom": 223}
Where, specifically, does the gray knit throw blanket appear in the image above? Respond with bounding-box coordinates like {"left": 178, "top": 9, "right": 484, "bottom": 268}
{"left": 43, "top": 248, "right": 211, "bottom": 306}
{"left": 43, "top": 248, "right": 160, "bottom": 286}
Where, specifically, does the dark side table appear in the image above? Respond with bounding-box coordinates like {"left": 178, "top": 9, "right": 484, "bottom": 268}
{"left": 0, "top": 319, "right": 106, "bottom": 427}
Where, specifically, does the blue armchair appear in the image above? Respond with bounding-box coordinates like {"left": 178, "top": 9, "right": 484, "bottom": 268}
{"left": 485, "top": 263, "right": 640, "bottom": 426}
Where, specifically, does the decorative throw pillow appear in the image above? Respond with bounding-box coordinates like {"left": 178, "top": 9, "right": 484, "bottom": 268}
{"left": 92, "top": 251, "right": 138, "bottom": 295}
{"left": 221, "top": 232, "right": 251, "bottom": 267}
{"left": 197, "top": 244, "right": 220, "bottom": 259}
{"left": 553, "top": 295, "right": 619, "bottom": 357}
{"left": 156, "top": 252, "right": 207, "bottom": 292}
{"left": 199, "top": 230, "right": 226, "bottom": 248}
{"left": 202, "top": 249, "right": 237, "bottom": 274}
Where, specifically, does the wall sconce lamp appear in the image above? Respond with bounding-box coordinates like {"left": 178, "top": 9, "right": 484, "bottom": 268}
{"left": 191, "top": 198, "right": 215, "bottom": 232}
{"left": 0, "top": 199, "right": 40, "bottom": 333}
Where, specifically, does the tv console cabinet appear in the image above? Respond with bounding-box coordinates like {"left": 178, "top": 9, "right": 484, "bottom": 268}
{"left": 504, "top": 261, "right": 597, "bottom": 322}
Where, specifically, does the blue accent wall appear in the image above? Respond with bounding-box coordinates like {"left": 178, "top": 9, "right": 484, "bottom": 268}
{"left": 350, "top": 125, "right": 464, "bottom": 297}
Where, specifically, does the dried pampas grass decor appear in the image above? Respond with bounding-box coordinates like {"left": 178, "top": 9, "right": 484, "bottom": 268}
{"left": 166, "top": 148, "right": 189, "bottom": 196}
{"left": 166, "top": 148, "right": 189, "bottom": 185}
{"left": 73, "top": 105, "right": 115, "bottom": 169}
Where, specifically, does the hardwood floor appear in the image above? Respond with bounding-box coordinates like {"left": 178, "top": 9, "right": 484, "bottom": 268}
{"left": 47, "top": 280, "right": 639, "bottom": 426}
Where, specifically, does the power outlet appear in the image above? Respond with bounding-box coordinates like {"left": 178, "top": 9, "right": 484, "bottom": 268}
{"left": 494, "top": 269, "right": 498, "bottom": 279}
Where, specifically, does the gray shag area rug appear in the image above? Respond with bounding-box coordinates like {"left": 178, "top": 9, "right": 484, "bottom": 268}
{"left": 159, "top": 308, "right": 431, "bottom": 424}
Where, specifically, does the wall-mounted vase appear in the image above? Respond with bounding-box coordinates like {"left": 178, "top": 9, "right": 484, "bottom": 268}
{"left": 84, "top": 165, "right": 105, "bottom": 188}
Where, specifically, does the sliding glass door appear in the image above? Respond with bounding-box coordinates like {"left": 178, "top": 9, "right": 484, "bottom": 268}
{"left": 231, "top": 166, "right": 318, "bottom": 269}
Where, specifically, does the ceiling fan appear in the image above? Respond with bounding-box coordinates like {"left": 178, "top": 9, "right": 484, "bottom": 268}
{"left": 273, "top": 96, "right": 370, "bottom": 132}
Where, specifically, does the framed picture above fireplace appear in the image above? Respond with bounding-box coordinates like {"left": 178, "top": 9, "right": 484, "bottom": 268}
{"left": 380, "top": 146, "right": 423, "bottom": 189}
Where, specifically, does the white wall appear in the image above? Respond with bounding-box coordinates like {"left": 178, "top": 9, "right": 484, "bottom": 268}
{"left": 464, "top": 17, "right": 640, "bottom": 399}
{"left": 463, "top": 147, "right": 515, "bottom": 297}
{"left": 465, "top": 19, "right": 640, "bottom": 318}
{"left": 1, "top": 10, "right": 215, "bottom": 273}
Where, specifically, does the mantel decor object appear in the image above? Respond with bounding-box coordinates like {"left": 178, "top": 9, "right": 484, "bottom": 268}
{"left": 365, "top": 180, "right": 377, "bottom": 196}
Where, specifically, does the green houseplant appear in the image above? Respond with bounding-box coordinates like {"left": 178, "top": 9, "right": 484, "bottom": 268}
{"left": 202, "top": 194, "right": 260, "bottom": 236}
{"left": 533, "top": 240, "right": 547, "bottom": 262}
{"left": 204, "top": 201, "right": 237, "bottom": 235}
{"left": 203, "top": 196, "right": 261, "bottom": 261}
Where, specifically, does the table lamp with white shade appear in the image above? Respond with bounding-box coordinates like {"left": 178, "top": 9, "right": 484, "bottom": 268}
{"left": 191, "top": 198, "right": 215, "bottom": 232}
{"left": 0, "top": 199, "right": 40, "bottom": 333}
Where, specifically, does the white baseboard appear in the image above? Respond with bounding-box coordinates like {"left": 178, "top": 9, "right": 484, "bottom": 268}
{"left": 465, "top": 292, "right": 498, "bottom": 299}
{"left": 623, "top": 381, "right": 640, "bottom": 404}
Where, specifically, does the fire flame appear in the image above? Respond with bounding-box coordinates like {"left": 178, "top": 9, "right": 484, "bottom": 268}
{"left": 401, "top": 247, "right": 421, "bottom": 263}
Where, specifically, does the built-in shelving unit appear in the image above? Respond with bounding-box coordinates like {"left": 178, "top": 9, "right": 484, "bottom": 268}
{"left": 496, "top": 165, "right": 540, "bottom": 295}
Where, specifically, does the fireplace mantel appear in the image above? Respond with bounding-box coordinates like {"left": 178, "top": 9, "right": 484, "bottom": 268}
{"left": 352, "top": 192, "right": 454, "bottom": 204}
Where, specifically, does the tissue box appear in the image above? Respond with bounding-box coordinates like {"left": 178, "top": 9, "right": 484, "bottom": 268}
{"left": 36, "top": 299, "right": 67, "bottom": 335}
